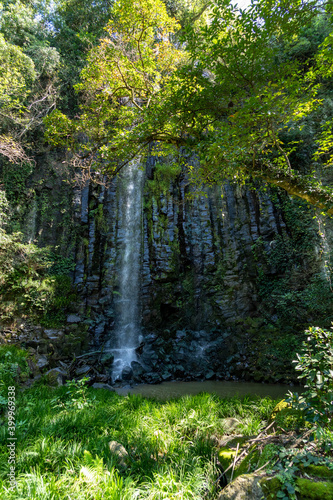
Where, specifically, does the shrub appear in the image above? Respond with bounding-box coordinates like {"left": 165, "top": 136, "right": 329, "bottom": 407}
{"left": 0, "top": 345, "right": 29, "bottom": 412}
{"left": 0, "top": 230, "right": 76, "bottom": 326}
{"left": 287, "top": 326, "right": 333, "bottom": 426}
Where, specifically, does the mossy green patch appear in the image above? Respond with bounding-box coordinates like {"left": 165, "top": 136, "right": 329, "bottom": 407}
{"left": 304, "top": 465, "right": 333, "bottom": 480}
{"left": 235, "top": 447, "right": 259, "bottom": 477}
{"left": 260, "top": 473, "right": 333, "bottom": 499}
{"left": 218, "top": 440, "right": 259, "bottom": 480}
{"left": 218, "top": 446, "right": 237, "bottom": 468}
{"left": 260, "top": 476, "right": 281, "bottom": 499}
{"left": 297, "top": 477, "right": 333, "bottom": 499}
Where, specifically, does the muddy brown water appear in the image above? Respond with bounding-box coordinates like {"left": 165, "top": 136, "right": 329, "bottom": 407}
{"left": 115, "top": 380, "right": 302, "bottom": 400}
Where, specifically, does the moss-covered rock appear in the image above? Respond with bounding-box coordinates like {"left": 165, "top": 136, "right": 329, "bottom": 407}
{"left": 217, "top": 439, "right": 259, "bottom": 481}
{"left": 297, "top": 477, "right": 333, "bottom": 499}
{"left": 260, "top": 474, "right": 333, "bottom": 500}
{"left": 221, "top": 418, "right": 241, "bottom": 433}
{"left": 217, "top": 473, "right": 265, "bottom": 500}
{"left": 268, "top": 398, "right": 303, "bottom": 430}
{"left": 218, "top": 447, "right": 238, "bottom": 469}
{"left": 260, "top": 476, "right": 281, "bottom": 499}
{"left": 303, "top": 465, "right": 333, "bottom": 481}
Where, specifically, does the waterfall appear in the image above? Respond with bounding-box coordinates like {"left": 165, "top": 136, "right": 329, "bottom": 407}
{"left": 109, "top": 159, "right": 144, "bottom": 381}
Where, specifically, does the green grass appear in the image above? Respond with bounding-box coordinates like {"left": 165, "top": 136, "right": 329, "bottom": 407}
{"left": 0, "top": 384, "right": 277, "bottom": 499}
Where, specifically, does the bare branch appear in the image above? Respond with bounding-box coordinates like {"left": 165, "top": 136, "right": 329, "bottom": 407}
{"left": 0, "top": 135, "right": 31, "bottom": 163}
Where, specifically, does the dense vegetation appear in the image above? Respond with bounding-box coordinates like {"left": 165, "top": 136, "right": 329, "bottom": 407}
{"left": 44, "top": 0, "right": 333, "bottom": 211}
{"left": 0, "top": 0, "right": 332, "bottom": 204}
{"left": 0, "top": 0, "right": 332, "bottom": 328}
{"left": 0, "top": 0, "right": 333, "bottom": 497}
{"left": 0, "top": 336, "right": 332, "bottom": 499}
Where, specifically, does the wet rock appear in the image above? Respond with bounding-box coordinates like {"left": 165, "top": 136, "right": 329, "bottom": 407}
{"left": 144, "top": 372, "right": 162, "bottom": 384}
{"left": 101, "top": 352, "right": 114, "bottom": 366}
{"left": 154, "top": 337, "right": 164, "bottom": 347}
{"left": 36, "top": 355, "right": 49, "bottom": 369}
{"left": 141, "top": 351, "right": 157, "bottom": 366}
{"left": 135, "top": 342, "right": 145, "bottom": 355}
{"left": 205, "top": 370, "right": 216, "bottom": 380}
{"left": 98, "top": 296, "right": 110, "bottom": 306}
{"left": 131, "top": 361, "right": 145, "bottom": 381}
{"left": 161, "top": 371, "right": 172, "bottom": 381}
{"left": 121, "top": 366, "right": 133, "bottom": 381}
{"left": 67, "top": 314, "right": 82, "bottom": 323}
{"left": 75, "top": 365, "right": 91, "bottom": 376}
{"left": 174, "top": 365, "right": 186, "bottom": 376}
{"left": 45, "top": 367, "right": 67, "bottom": 386}
{"left": 94, "top": 323, "right": 105, "bottom": 336}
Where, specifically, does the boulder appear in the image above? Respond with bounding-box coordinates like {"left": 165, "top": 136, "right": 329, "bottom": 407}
{"left": 36, "top": 354, "right": 49, "bottom": 369}
{"left": 66, "top": 314, "right": 82, "bottom": 323}
{"left": 161, "top": 370, "right": 172, "bottom": 381}
{"left": 109, "top": 441, "right": 129, "bottom": 468}
{"left": 205, "top": 370, "right": 216, "bottom": 380}
{"left": 131, "top": 361, "right": 145, "bottom": 381}
{"left": 44, "top": 329, "right": 64, "bottom": 340}
{"left": 45, "top": 367, "right": 67, "bottom": 386}
{"left": 221, "top": 418, "right": 241, "bottom": 433}
{"left": 217, "top": 473, "right": 264, "bottom": 500}
{"left": 144, "top": 372, "right": 162, "bottom": 384}
{"left": 121, "top": 366, "right": 133, "bottom": 381}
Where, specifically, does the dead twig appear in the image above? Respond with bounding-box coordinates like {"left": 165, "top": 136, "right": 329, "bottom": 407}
{"left": 215, "top": 421, "right": 277, "bottom": 485}
{"left": 230, "top": 443, "right": 239, "bottom": 482}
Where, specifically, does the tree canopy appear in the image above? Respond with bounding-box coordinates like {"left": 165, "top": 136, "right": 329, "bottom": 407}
{"left": 0, "top": 0, "right": 60, "bottom": 162}
{"left": 1, "top": 0, "right": 332, "bottom": 214}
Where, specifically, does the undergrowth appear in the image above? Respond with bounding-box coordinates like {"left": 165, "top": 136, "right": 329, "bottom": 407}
{"left": 0, "top": 381, "right": 277, "bottom": 499}
{"left": 0, "top": 327, "right": 332, "bottom": 499}
{"left": 0, "top": 230, "right": 76, "bottom": 327}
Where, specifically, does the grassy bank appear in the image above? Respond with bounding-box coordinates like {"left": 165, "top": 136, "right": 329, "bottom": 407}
{"left": 0, "top": 382, "right": 276, "bottom": 499}
{"left": 0, "top": 334, "right": 332, "bottom": 499}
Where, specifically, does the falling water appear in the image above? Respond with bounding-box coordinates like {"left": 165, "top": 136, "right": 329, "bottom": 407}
{"left": 110, "top": 160, "right": 144, "bottom": 381}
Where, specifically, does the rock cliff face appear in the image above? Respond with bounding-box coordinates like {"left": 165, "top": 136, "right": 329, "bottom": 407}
{"left": 142, "top": 176, "right": 280, "bottom": 330}
{"left": 60, "top": 159, "right": 333, "bottom": 382}
{"left": 15, "top": 155, "right": 333, "bottom": 382}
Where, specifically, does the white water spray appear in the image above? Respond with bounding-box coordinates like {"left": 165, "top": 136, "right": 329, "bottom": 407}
{"left": 109, "top": 160, "right": 144, "bottom": 381}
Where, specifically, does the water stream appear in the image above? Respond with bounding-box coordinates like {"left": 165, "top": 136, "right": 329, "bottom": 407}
{"left": 116, "top": 380, "right": 303, "bottom": 400}
{"left": 108, "top": 160, "right": 144, "bottom": 381}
